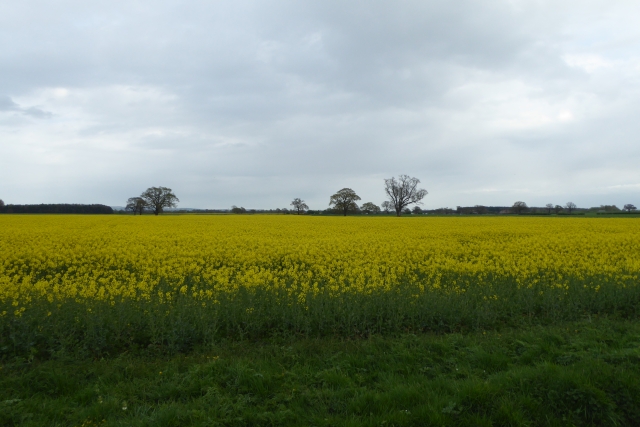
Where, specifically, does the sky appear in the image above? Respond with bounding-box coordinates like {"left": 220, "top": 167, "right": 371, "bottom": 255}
{"left": 1, "top": 0, "right": 640, "bottom": 210}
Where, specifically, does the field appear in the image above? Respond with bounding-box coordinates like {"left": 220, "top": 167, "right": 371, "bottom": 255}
{"left": 2, "top": 215, "right": 640, "bottom": 426}
{"left": 2, "top": 319, "right": 640, "bottom": 426}
{"left": 2, "top": 215, "right": 640, "bottom": 357}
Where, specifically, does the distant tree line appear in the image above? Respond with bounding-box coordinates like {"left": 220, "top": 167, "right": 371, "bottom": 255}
{"left": 446, "top": 202, "right": 638, "bottom": 215}
{"left": 223, "top": 175, "right": 429, "bottom": 217}
{"left": 226, "top": 175, "right": 638, "bottom": 217}
{"left": 4, "top": 178, "right": 637, "bottom": 217}
{"left": 260, "top": 175, "right": 428, "bottom": 217}
{"left": 0, "top": 204, "right": 113, "bottom": 214}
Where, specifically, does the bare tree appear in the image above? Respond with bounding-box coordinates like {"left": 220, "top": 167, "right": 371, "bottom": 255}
{"left": 624, "top": 204, "right": 637, "bottom": 213}
{"left": 290, "top": 198, "right": 309, "bottom": 215}
{"left": 126, "top": 197, "right": 147, "bottom": 215}
{"left": 361, "top": 202, "right": 381, "bottom": 214}
{"left": 565, "top": 202, "right": 577, "bottom": 215}
{"left": 329, "top": 188, "right": 361, "bottom": 216}
{"left": 511, "top": 201, "right": 528, "bottom": 215}
{"left": 384, "top": 175, "right": 428, "bottom": 217}
{"left": 140, "top": 186, "right": 179, "bottom": 216}
{"left": 545, "top": 203, "right": 554, "bottom": 214}
{"left": 381, "top": 201, "right": 392, "bottom": 214}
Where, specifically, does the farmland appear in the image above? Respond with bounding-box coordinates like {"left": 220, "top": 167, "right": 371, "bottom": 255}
{"left": 2, "top": 215, "right": 640, "bottom": 356}
{"left": 2, "top": 215, "right": 640, "bottom": 426}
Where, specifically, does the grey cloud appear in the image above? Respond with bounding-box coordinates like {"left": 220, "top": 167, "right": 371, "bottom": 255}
{"left": 23, "top": 106, "right": 53, "bottom": 119}
{"left": 1, "top": 1, "right": 640, "bottom": 209}
{"left": 0, "top": 95, "right": 19, "bottom": 111}
{"left": 0, "top": 95, "right": 52, "bottom": 118}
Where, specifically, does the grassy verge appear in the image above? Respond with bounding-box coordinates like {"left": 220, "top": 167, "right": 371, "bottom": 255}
{"left": 2, "top": 318, "right": 640, "bottom": 426}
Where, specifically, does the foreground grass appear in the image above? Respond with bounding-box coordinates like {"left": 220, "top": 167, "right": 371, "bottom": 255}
{"left": 2, "top": 318, "right": 640, "bottom": 427}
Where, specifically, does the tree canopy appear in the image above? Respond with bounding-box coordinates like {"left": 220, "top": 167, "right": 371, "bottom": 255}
{"left": 231, "top": 206, "right": 246, "bottom": 214}
{"left": 565, "top": 202, "right": 577, "bottom": 214}
{"left": 361, "top": 202, "right": 381, "bottom": 214}
{"left": 0, "top": 204, "right": 113, "bottom": 214}
{"left": 511, "top": 201, "right": 528, "bottom": 215}
{"left": 140, "top": 187, "right": 179, "bottom": 215}
{"left": 384, "top": 175, "right": 428, "bottom": 216}
{"left": 126, "top": 197, "right": 147, "bottom": 215}
{"left": 290, "top": 198, "right": 309, "bottom": 215}
{"left": 329, "top": 188, "right": 361, "bottom": 216}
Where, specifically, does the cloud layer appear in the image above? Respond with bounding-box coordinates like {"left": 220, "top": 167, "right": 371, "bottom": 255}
{"left": 2, "top": 0, "right": 640, "bottom": 209}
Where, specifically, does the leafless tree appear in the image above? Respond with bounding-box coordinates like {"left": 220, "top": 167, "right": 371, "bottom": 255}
{"left": 361, "top": 202, "right": 381, "bottom": 214}
{"left": 381, "top": 201, "right": 392, "bottom": 214}
{"left": 140, "top": 186, "right": 179, "bottom": 215}
{"left": 126, "top": 197, "right": 147, "bottom": 215}
{"left": 624, "top": 204, "right": 637, "bottom": 213}
{"left": 290, "top": 198, "right": 309, "bottom": 215}
{"left": 384, "top": 175, "right": 428, "bottom": 217}
{"left": 511, "top": 201, "right": 528, "bottom": 215}
{"left": 565, "top": 201, "right": 577, "bottom": 215}
{"left": 545, "top": 203, "right": 554, "bottom": 214}
{"left": 329, "top": 188, "right": 361, "bottom": 216}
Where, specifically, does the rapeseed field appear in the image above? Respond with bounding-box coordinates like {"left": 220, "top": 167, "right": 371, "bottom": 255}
{"left": 1, "top": 215, "right": 639, "bottom": 356}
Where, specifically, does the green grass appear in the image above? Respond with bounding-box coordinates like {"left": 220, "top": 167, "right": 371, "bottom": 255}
{"left": 2, "top": 318, "right": 640, "bottom": 426}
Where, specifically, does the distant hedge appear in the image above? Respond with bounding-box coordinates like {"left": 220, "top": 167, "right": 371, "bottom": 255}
{"left": 596, "top": 211, "right": 639, "bottom": 215}
{"left": 0, "top": 204, "right": 113, "bottom": 214}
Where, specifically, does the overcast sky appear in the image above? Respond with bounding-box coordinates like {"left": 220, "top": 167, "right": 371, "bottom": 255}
{"left": 1, "top": 0, "right": 640, "bottom": 209}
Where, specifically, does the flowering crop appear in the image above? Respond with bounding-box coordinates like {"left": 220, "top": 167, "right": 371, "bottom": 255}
{"left": 1, "top": 215, "right": 640, "bottom": 355}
